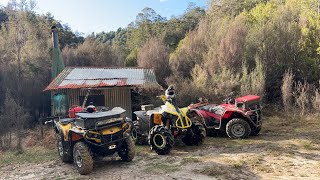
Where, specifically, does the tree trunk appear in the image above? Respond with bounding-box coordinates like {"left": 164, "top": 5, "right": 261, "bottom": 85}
{"left": 9, "top": 130, "right": 11, "bottom": 147}
{"left": 16, "top": 114, "right": 23, "bottom": 153}
{"left": 0, "top": 136, "right": 3, "bottom": 149}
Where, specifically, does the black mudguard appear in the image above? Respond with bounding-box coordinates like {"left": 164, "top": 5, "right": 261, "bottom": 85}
{"left": 133, "top": 111, "right": 150, "bottom": 134}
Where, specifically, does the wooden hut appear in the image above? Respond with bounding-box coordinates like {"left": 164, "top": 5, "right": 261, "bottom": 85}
{"left": 44, "top": 67, "right": 158, "bottom": 118}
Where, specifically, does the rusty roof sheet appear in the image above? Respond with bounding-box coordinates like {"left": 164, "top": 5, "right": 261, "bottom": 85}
{"left": 44, "top": 67, "right": 158, "bottom": 91}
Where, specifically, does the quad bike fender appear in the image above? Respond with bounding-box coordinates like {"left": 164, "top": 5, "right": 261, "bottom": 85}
{"left": 133, "top": 111, "right": 150, "bottom": 133}
{"left": 224, "top": 111, "right": 259, "bottom": 128}
{"left": 55, "top": 122, "right": 72, "bottom": 141}
{"left": 68, "top": 128, "right": 84, "bottom": 142}
{"left": 133, "top": 111, "right": 149, "bottom": 124}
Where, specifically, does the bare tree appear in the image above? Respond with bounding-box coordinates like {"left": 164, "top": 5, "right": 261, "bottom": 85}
{"left": 2, "top": 0, "right": 32, "bottom": 152}
{"left": 138, "top": 37, "right": 170, "bottom": 86}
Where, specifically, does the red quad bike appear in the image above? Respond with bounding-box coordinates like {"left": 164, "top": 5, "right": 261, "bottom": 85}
{"left": 188, "top": 95, "right": 262, "bottom": 138}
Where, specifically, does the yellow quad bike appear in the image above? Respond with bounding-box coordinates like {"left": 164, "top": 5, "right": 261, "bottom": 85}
{"left": 46, "top": 107, "right": 135, "bottom": 175}
{"left": 147, "top": 95, "right": 206, "bottom": 155}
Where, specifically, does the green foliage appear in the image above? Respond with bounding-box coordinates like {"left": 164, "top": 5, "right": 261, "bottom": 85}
{"left": 93, "top": 6, "right": 205, "bottom": 61}
{"left": 41, "top": 13, "right": 84, "bottom": 48}
{"left": 240, "top": 58, "right": 265, "bottom": 97}
{"left": 209, "top": 0, "right": 270, "bottom": 17}
{"left": 125, "top": 48, "right": 138, "bottom": 67}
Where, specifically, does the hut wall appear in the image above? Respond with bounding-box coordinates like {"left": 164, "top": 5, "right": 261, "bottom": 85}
{"left": 54, "top": 87, "right": 132, "bottom": 118}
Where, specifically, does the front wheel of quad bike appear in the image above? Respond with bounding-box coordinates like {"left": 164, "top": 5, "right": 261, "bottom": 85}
{"left": 226, "top": 118, "right": 251, "bottom": 138}
{"left": 73, "top": 142, "right": 93, "bottom": 175}
{"left": 149, "top": 125, "right": 174, "bottom": 155}
{"left": 251, "top": 126, "right": 261, "bottom": 136}
{"left": 182, "top": 121, "right": 206, "bottom": 146}
{"left": 118, "top": 137, "right": 135, "bottom": 162}
{"left": 57, "top": 134, "right": 73, "bottom": 163}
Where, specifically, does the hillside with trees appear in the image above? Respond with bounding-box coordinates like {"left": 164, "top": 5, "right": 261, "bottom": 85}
{"left": 0, "top": 0, "right": 320, "bottom": 151}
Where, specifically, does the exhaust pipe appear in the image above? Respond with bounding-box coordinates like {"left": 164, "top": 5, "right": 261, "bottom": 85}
{"left": 51, "top": 25, "right": 59, "bottom": 48}
{"left": 50, "top": 25, "right": 65, "bottom": 79}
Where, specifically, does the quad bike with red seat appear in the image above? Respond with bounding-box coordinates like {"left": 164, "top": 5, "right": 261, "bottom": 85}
{"left": 188, "top": 94, "right": 262, "bottom": 138}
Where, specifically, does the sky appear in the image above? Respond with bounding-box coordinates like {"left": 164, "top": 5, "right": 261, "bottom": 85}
{"left": 0, "top": 0, "right": 208, "bottom": 35}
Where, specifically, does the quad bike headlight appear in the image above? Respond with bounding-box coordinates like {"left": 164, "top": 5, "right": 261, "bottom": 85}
{"left": 85, "top": 131, "right": 99, "bottom": 139}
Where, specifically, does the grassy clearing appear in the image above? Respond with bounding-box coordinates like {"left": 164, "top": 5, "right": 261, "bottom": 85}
{"left": 195, "top": 164, "right": 258, "bottom": 180}
{"left": 195, "top": 114, "right": 320, "bottom": 178}
{"left": 2, "top": 114, "right": 320, "bottom": 179}
{"left": 135, "top": 145, "right": 151, "bottom": 155}
{"left": 144, "top": 162, "right": 180, "bottom": 173}
{"left": 0, "top": 146, "right": 57, "bottom": 167}
{"left": 181, "top": 156, "right": 202, "bottom": 164}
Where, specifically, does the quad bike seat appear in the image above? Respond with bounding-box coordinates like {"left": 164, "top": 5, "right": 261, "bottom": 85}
{"left": 199, "top": 104, "right": 217, "bottom": 112}
{"left": 146, "top": 107, "right": 161, "bottom": 116}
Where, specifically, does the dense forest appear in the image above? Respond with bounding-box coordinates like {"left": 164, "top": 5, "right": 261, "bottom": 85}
{"left": 0, "top": 0, "right": 320, "bottom": 150}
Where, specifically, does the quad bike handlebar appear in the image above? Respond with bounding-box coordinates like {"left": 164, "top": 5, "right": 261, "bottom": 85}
{"left": 156, "top": 95, "right": 167, "bottom": 102}
{"left": 44, "top": 120, "right": 53, "bottom": 125}
{"left": 39, "top": 116, "right": 62, "bottom": 125}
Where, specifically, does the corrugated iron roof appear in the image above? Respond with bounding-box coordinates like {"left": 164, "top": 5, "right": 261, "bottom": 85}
{"left": 44, "top": 67, "right": 158, "bottom": 91}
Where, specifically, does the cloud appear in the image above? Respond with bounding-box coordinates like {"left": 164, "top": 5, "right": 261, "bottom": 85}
{"left": 0, "top": 0, "right": 9, "bottom": 5}
{"left": 160, "top": 0, "right": 169, "bottom": 2}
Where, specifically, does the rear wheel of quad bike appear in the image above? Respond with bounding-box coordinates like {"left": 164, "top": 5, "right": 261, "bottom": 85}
{"left": 73, "top": 142, "right": 93, "bottom": 175}
{"left": 131, "top": 124, "right": 138, "bottom": 142}
{"left": 251, "top": 126, "right": 261, "bottom": 136}
{"left": 57, "top": 134, "right": 73, "bottom": 163}
{"left": 133, "top": 121, "right": 147, "bottom": 145}
{"left": 182, "top": 121, "right": 206, "bottom": 146}
{"left": 226, "top": 118, "right": 251, "bottom": 138}
{"left": 118, "top": 137, "right": 135, "bottom": 162}
{"left": 149, "top": 125, "right": 174, "bottom": 155}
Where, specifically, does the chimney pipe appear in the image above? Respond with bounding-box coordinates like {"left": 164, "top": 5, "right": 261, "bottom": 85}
{"left": 51, "top": 25, "right": 59, "bottom": 48}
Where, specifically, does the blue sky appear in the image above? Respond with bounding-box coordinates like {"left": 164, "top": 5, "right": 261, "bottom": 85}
{"left": 0, "top": 0, "right": 208, "bottom": 34}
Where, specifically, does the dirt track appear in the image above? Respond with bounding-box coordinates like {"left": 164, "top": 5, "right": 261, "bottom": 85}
{"left": 1, "top": 115, "right": 320, "bottom": 180}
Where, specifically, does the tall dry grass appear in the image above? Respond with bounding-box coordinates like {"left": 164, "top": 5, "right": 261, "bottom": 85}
{"left": 281, "top": 70, "right": 294, "bottom": 112}
{"left": 281, "top": 71, "right": 320, "bottom": 116}
{"left": 311, "top": 88, "right": 320, "bottom": 114}
{"left": 293, "top": 81, "right": 310, "bottom": 116}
